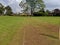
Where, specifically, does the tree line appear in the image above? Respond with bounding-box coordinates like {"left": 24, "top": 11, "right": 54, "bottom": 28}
{"left": 0, "top": 3, "right": 13, "bottom": 16}
{"left": 33, "top": 8, "right": 60, "bottom": 16}
{"left": 0, "top": 0, "right": 60, "bottom": 16}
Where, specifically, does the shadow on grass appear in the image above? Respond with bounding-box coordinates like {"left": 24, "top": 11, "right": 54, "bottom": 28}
{"left": 40, "top": 33, "right": 59, "bottom": 40}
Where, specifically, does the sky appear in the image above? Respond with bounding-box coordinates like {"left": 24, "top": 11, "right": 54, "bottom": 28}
{"left": 0, "top": 0, "right": 60, "bottom": 13}
{"left": 43, "top": 0, "right": 60, "bottom": 11}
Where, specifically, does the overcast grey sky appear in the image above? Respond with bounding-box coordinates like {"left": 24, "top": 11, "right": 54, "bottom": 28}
{"left": 43, "top": 0, "right": 60, "bottom": 10}
{"left": 0, "top": 0, "right": 60, "bottom": 13}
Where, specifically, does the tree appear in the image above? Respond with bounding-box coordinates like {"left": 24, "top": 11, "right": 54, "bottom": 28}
{"left": 39, "top": 8, "right": 45, "bottom": 13}
{"left": 5, "top": 6, "right": 13, "bottom": 16}
{"left": 19, "top": 0, "right": 45, "bottom": 15}
{"left": 0, "top": 3, "right": 4, "bottom": 15}
{"left": 19, "top": 1, "right": 29, "bottom": 15}
{"left": 53, "top": 9, "right": 60, "bottom": 16}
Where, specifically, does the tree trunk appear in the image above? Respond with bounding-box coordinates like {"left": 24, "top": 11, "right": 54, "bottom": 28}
{"left": 31, "top": 7, "right": 34, "bottom": 16}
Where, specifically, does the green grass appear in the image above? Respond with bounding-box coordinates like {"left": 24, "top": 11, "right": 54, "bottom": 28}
{"left": 0, "top": 16, "right": 60, "bottom": 45}
{"left": 31, "top": 17, "right": 60, "bottom": 25}
{"left": 0, "top": 16, "right": 25, "bottom": 45}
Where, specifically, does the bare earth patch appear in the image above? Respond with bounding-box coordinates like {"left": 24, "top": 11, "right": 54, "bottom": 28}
{"left": 9, "top": 23, "right": 59, "bottom": 45}
{"left": 22, "top": 24, "right": 59, "bottom": 45}
{"left": 8, "top": 17, "right": 60, "bottom": 45}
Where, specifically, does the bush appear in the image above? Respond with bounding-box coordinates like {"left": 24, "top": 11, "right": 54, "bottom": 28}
{"left": 53, "top": 13, "right": 60, "bottom": 16}
{"left": 44, "top": 12, "right": 49, "bottom": 16}
{"left": 33, "top": 12, "right": 45, "bottom": 16}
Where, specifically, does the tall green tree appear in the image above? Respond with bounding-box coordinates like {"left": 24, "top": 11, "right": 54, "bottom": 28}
{"left": 0, "top": 3, "right": 4, "bottom": 15}
{"left": 20, "top": 1, "right": 29, "bottom": 14}
{"left": 5, "top": 6, "right": 13, "bottom": 16}
{"left": 20, "top": 0, "right": 45, "bottom": 15}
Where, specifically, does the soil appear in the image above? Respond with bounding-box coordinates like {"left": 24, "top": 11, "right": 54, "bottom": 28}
{"left": 9, "top": 18, "right": 60, "bottom": 45}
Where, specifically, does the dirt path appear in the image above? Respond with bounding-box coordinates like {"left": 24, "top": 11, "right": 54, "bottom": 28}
{"left": 22, "top": 24, "right": 59, "bottom": 45}
{"left": 9, "top": 17, "right": 60, "bottom": 45}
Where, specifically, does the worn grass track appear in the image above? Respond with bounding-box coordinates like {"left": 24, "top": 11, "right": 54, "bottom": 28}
{"left": 9, "top": 17, "right": 59, "bottom": 45}
{"left": 0, "top": 16, "right": 60, "bottom": 45}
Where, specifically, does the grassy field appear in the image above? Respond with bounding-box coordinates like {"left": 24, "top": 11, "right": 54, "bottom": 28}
{"left": 0, "top": 16, "right": 25, "bottom": 45}
{"left": 0, "top": 16, "right": 60, "bottom": 45}
{"left": 32, "top": 17, "right": 60, "bottom": 25}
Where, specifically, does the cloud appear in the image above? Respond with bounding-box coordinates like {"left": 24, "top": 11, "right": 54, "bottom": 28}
{"left": 43, "top": 0, "right": 60, "bottom": 10}
{"left": 0, "top": 0, "right": 60, "bottom": 13}
{"left": 0, "top": 0, "right": 22, "bottom": 13}
{"left": 0, "top": 0, "right": 14, "bottom": 6}
{"left": 16, "top": 0, "right": 22, "bottom": 3}
{"left": 10, "top": 1, "right": 22, "bottom": 13}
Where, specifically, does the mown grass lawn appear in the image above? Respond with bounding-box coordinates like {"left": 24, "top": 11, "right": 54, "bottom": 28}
{"left": 32, "top": 16, "right": 60, "bottom": 25}
{"left": 0, "top": 16, "right": 60, "bottom": 45}
{"left": 0, "top": 16, "right": 25, "bottom": 45}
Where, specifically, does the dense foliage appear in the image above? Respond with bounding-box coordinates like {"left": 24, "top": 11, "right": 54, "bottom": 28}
{"left": 0, "top": 3, "right": 4, "bottom": 15}
{"left": 53, "top": 9, "right": 60, "bottom": 16}
{"left": 5, "top": 6, "right": 13, "bottom": 16}
{"left": 20, "top": 0, "right": 45, "bottom": 15}
{"left": 33, "top": 8, "right": 60, "bottom": 16}
{"left": 0, "top": 1, "right": 60, "bottom": 16}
